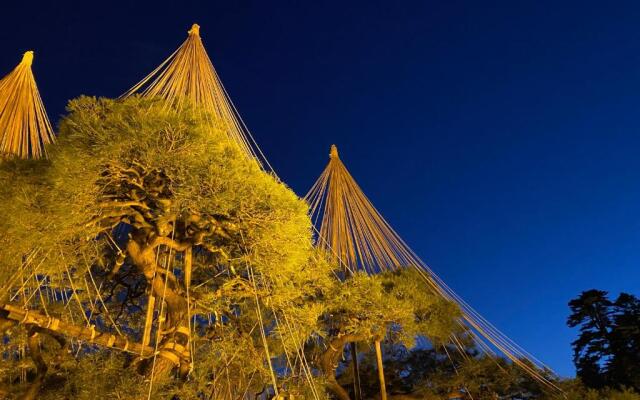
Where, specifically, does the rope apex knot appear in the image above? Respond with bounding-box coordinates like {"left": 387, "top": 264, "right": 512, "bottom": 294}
{"left": 329, "top": 144, "right": 339, "bottom": 159}
{"left": 188, "top": 24, "right": 200, "bottom": 37}
{"left": 21, "top": 51, "right": 34, "bottom": 67}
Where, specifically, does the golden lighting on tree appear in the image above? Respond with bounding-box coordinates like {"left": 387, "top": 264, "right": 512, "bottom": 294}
{"left": 0, "top": 22, "right": 585, "bottom": 400}
{"left": 306, "top": 145, "right": 563, "bottom": 394}
{"left": 122, "top": 24, "right": 270, "bottom": 168}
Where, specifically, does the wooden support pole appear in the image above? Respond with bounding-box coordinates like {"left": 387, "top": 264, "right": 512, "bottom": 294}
{"left": 184, "top": 246, "right": 192, "bottom": 289}
{"left": 375, "top": 340, "right": 387, "bottom": 400}
{"left": 350, "top": 342, "right": 362, "bottom": 400}
{"left": 141, "top": 294, "right": 155, "bottom": 348}
{"left": 1, "top": 304, "right": 153, "bottom": 355}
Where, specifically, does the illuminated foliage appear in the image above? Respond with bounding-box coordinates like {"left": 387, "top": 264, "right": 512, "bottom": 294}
{"left": 0, "top": 97, "right": 462, "bottom": 399}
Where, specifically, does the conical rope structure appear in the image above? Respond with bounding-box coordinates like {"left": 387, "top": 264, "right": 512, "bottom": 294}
{"left": 0, "top": 51, "right": 55, "bottom": 159}
{"left": 306, "top": 145, "right": 563, "bottom": 394}
{"left": 121, "top": 24, "right": 272, "bottom": 170}
{"left": 0, "top": 26, "right": 567, "bottom": 398}
{"left": 115, "top": 25, "right": 317, "bottom": 396}
{"left": 0, "top": 27, "right": 320, "bottom": 399}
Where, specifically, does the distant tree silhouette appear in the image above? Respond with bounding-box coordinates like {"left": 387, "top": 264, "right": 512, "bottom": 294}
{"left": 609, "top": 293, "right": 640, "bottom": 390}
{"left": 568, "top": 289, "right": 640, "bottom": 391}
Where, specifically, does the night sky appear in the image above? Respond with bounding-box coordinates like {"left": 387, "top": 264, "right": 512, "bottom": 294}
{"left": 3, "top": 1, "right": 640, "bottom": 377}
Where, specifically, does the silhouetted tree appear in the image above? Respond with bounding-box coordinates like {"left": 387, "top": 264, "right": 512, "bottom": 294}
{"left": 609, "top": 293, "right": 640, "bottom": 390}
{"left": 568, "top": 289, "right": 640, "bottom": 391}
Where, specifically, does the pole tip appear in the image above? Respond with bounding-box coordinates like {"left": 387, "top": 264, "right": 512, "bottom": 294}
{"left": 329, "top": 144, "right": 339, "bottom": 159}
{"left": 21, "top": 51, "right": 34, "bottom": 67}
{"left": 188, "top": 24, "right": 200, "bottom": 37}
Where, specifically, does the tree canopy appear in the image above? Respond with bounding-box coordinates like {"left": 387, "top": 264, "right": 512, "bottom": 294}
{"left": 0, "top": 96, "right": 463, "bottom": 400}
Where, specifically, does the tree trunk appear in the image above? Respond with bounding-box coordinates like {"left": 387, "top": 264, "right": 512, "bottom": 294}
{"left": 127, "top": 232, "right": 192, "bottom": 383}
{"left": 18, "top": 331, "right": 46, "bottom": 400}
{"left": 320, "top": 334, "right": 367, "bottom": 400}
{"left": 18, "top": 326, "right": 66, "bottom": 400}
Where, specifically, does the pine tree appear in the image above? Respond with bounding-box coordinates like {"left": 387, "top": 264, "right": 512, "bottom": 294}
{"left": 0, "top": 96, "right": 462, "bottom": 399}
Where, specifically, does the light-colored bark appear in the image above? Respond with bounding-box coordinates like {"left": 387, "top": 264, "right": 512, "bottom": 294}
{"left": 320, "top": 334, "right": 368, "bottom": 400}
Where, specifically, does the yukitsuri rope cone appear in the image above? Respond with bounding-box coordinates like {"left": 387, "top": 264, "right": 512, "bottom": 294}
{"left": 122, "top": 24, "right": 270, "bottom": 169}
{"left": 306, "top": 145, "right": 563, "bottom": 394}
{"left": 0, "top": 51, "right": 55, "bottom": 159}
{"left": 122, "top": 23, "right": 272, "bottom": 352}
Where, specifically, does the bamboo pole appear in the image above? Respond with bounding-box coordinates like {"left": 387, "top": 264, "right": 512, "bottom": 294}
{"left": 375, "top": 340, "right": 387, "bottom": 400}
{"left": 184, "top": 247, "right": 192, "bottom": 290}
{"left": 141, "top": 294, "right": 155, "bottom": 348}
{"left": 1, "top": 304, "right": 153, "bottom": 355}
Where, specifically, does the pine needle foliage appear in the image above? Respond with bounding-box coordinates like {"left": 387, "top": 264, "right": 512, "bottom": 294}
{"left": 0, "top": 96, "right": 462, "bottom": 399}
{"left": 122, "top": 24, "right": 266, "bottom": 165}
{"left": 0, "top": 96, "right": 329, "bottom": 398}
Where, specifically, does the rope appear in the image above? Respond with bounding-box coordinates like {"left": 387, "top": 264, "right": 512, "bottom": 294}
{"left": 248, "top": 264, "right": 279, "bottom": 396}
{"left": 304, "top": 145, "right": 563, "bottom": 394}
{"left": 8, "top": 248, "right": 48, "bottom": 303}
{"left": 442, "top": 344, "right": 475, "bottom": 400}
{"left": 83, "top": 253, "right": 125, "bottom": 337}
{"left": 61, "top": 253, "right": 92, "bottom": 327}
{"left": 1, "top": 247, "right": 39, "bottom": 300}
{"left": 121, "top": 24, "right": 270, "bottom": 170}
{"left": 0, "top": 51, "right": 55, "bottom": 159}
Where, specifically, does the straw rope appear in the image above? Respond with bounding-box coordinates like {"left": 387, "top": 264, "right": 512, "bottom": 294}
{"left": 0, "top": 51, "right": 55, "bottom": 159}
{"left": 121, "top": 24, "right": 272, "bottom": 170}
{"left": 305, "top": 145, "right": 563, "bottom": 393}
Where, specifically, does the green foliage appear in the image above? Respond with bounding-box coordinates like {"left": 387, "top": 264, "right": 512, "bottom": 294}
{"left": 380, "top": 269, "right": 462, "bottom": 346}
{"left": 315, "top": 268, "right": 463, "bottom": 400}
{"left": 320, "top": 269, "right": 462, "bottom": 346}
{"left": 39, "top": 353, "right": 148, "bottom": 400}
{"left": 0, "top": 96, "right": 329, "bottom": 397}
{"left": 1, "top": 95, "right": 312, "bottom": 279}
{"left": 353, "top": 346, "right": 640, "bottom": 400}
{"left": 0, "top": 96, "right": 464, "bottom": 399}
{"left": 551, "top": 379, "right": 640, "bottom": 400}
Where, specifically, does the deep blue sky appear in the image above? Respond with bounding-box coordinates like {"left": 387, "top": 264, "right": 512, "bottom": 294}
{"left": 3, "top": 0, "right": 640, "bottom": 377}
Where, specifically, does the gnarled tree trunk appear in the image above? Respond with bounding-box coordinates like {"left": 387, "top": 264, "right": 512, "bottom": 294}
{"left": 127, "top": 231, "right": 192, "bottom": 384}
{"left": 18, "top": 326, "right": 66, "bottom": 400}
{"left": 320, "top": 334, "right": 367, "bottom": 400}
